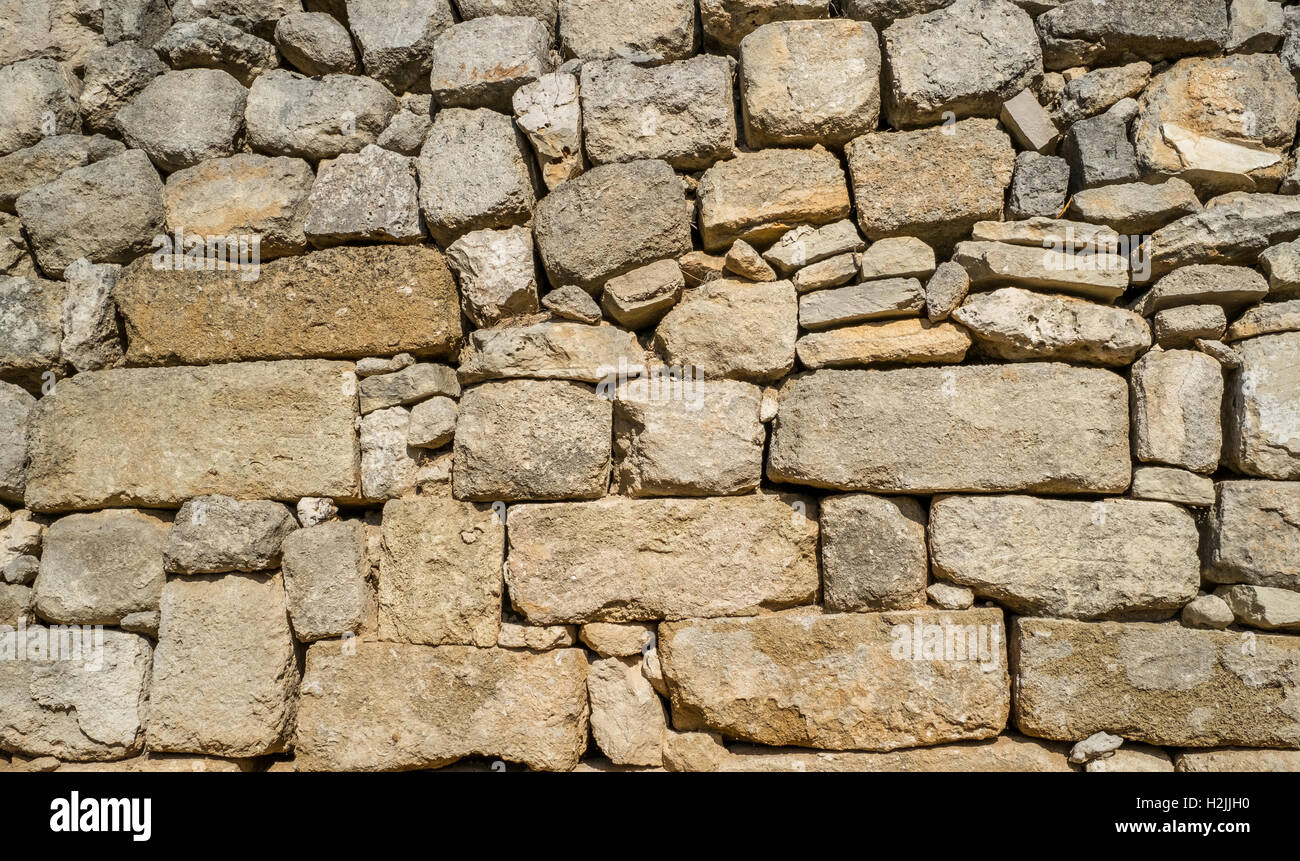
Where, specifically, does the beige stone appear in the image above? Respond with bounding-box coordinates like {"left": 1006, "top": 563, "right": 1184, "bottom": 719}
{"left": 796, "top": 319, "right": 971, "bottom": 369}
{"left": 821, "top": 494, "right": 927, "bottom": 612}
{"left": 1175, "top": 748, "right": 1300, "bottom": 772}
{"left": 1224, "top": 332, "right": 1300, "bottom": 478}
{"left": 587, "top": 655, "right": 667, "bottom": 767}
{"left": 579, "top": 622, "right": 655, "bottom": 658}
{"left": 652, "top": 279, "right": 798, "bottom": 383}
{"left": 954, "top": 287, "right": 1150, "bottom": 365}
{"left": 1131, "top": 348, "right": 1224, "bottom": 473}
{"left": 952, "top": 241, "right": 1129, "bottom": 301}
{"left": 1225, "top": 300, "right": 1300, "bottom": 342}
{"left": 1206, "top": 480, "right": 1300, "bottom": 590}
{"left": 458, "top": 322, "right": 646, "bottom": 384}
{"left": 719, "top": 736, "right": 1073, "bottom": 772}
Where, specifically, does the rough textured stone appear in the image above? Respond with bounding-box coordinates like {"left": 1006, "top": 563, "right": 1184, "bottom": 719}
{"left": 0, "top": 628, "right": 152, "bottom": 761}
{"left": 1060, "top": 105, "right": 1140, "bottom": 192}
{"left": 613, "top": 378, "right": 764, "bottom": 497}
{"left": 661, "top": 607, "right": 1008, "bottom": 750}
{"left": 1175, "top": 748, "right": 1300, "bottom": 772}
{"left": 1013, "top": 617, "right": 1300, "bottom": 747}
{"left": 1037, "top": 0, "right": 1229, "bottom": 69}
{"left": 378, "top": 497, "right": 503, "bottom": 647}
{"left": 719, "top": 734, "right": 1072, "bottom": 771}
{"left": 148, "top": 573, "right": 299, "bottom": 757}
{"left": 170, "top": 0, "right": 298, "bottom": 39}
{"left": 79, "top": 42, "right": 168, "bottom": 133}
{"left": 430, "top": 16, "right": 552, "bottom": 112}
{"left": 588, "top": 655, "right": 667, "bottom": 766}
{"left": 0, "top": 275, "right": 63, "bottom": 386}
{"left": 858, "top": 237, "right": 935, "bottom": 282}
{"left": 1182, "top": 592, "right": 1235, "bottom": 629}
{"left": 454, "top": 380, "right": 611, "bottom": 502}
{"left": 407, "top": 397, "right": 457, "bottom": 449}
{"left": 791, "top": 253, "right": 858, "bottom": 293}
{"left": 542, "top": 285, "right": 602, "bottom": 323}
{"left": 1224, "top": 333, "right": 1300, "bottom": 479}
{"left": 580, "top": 622, "right": 655, "bottom": 657}
{"left": 0, "top": 135, "right": 125, "bottom": 214}
{"left": 154, "top": 17, "right": 278, "bottom": 85}
{"left": 305, "top": 144, "right": 422, "bottom": 246}
{"left": 15, "top": 149, "right": 165, "bottom": 278}
{"left": 1131, "top": 466, "right": 1216, "bottom": 508}
{"left": 346, "top": 0, "right": 455, "bottom": 93}
{"left": 513, "top": 72, "right": 585, "bottom": 190}
{"left": 1069, "top": 178, "right": 1202, "bottom": 235}
{"left": 116, "top": 246, "right": 462, "bottom": 364}
{"left": 275, "top": 11, "right": 358, "bottom": 76}
{"left": 799, "top": 278, "right": 925, "bottom": 330}
{"left": 741, "top": 19, "right": 880, "bottom": 147}
{"left": 1053, "top": 61, "right": 1151, "bottom": 126}
{"left": 768, "top": 364, "right": 1131, "bottom": 493}
{"left": 1206, "top": 480, "right": 1300, "bottom": 590}
{"left": 457, "top": 0, "right": 559, "bottom": 34}
{"left": 600, "top": 260, "right": 684, "bottom": 330}
{"left": 0, "top": 59, "right": 80, "bottom": 158}
{"left": 446, "top": 226, "right": 539, "bottom": 327}
{"left": 797, "top": 319, "right": 971, "bottom": 369}
{"left": 1153, "top": 304, "right": 1228, "bottom": 348}
{"left": 724, "top": 240, "right": 777, "bottom": 282}
{"left": 763, "top": 220, "right": 864, "bottom": 275}
{"left": 0, "top": 383, "right": 34, "bottom": 502}
{"left": 359, "top": 406, "right": 418, "bottom": 500}
{"left": 25, "top": 361, "right": 360, "bottom": 511}
{"left": 1135, "top": 265, "right": 1270, "bottom": 316}
{"left": 999, "top": 89, "right": 1058, "bottom": 154}
{"left": 558, "top": 0, "right": 698, "bottom": 63}
{"left": 924, "top": 262, "right": 969, "bottom": 322}
{"left": 582, "top": 56, "right": 736, "bottom": 170}
{"left": 953, "top": 241, "right": 1128, "bottom": 302}
{"left": 932, "top": 496, "right": 1199, "bottom": 620}
{"left": 282, "top": 520, "right": 370, "bottom": 642}
{"left": 245, "top": 71, "right": 398, "bottom": 160}
{"left": 652, "top": 279, "right": 798, "bottom": 383}
{"left": 1217, "top": 584, "right": 1300, "bottom": 632}
{"left": 506, "top": 493, "right": 818, "bottom": 624}
{"left": 1226, "top": 300, "right": 1300, "bottom": 342}
{"left": 164, "top": 496, "right": 297, "bottom": 574}
{"left": 114, "top": 69, "right": 247, "bottom": 173}
{"left": 34, "top": 509, "right": 168, "bottom": 625}
{"left": 498, "top": 622, "right": 576, "bottom": 650}
{"left": 295, "top": 641, "right": 589, "bottom": 771}
{"left": 1131, "top": 349, "right": 1224, "bottom": 473}
{"left": 1144, "top": 193, "right": 1300, "bottom": 277}
{"left": 821, "top": 494, "right": 927, "bottom": 612}
{"left": 846, "top": 120, "right": 1014, "bottom": 249}
{"left": 953, "top": 288, "right": 1150, "bottom": 365}
{"left": 881, "top": 0, "right": 1041, "bottom": 128}
{"left": 1260, "top": 240, "right": 1300, "bottom": 299}
{"left": 534, "top": 159, "right": 691, "bottom": 291}
{"left": 458, "top": 322, "right": 646, "bottom": 383}
{"left": 1007, "top": 152, "right": 1070, "bottom": 220}
{"left": 700, "top": 0, "right": 830, "bottom": 53}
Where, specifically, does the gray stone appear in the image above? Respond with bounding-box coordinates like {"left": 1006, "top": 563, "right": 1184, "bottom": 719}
{"left": 791, "top": 253, "right": 858, "bottom": 293}
{"left": 407, "top": 397, "right": 457, "bottom": 449}
{"left": 358, "top": 363, "right": 460, "bottom": 414}
{"left": 458, "top": 321, "right": 646, "bottom": 383}
{"left": 763, "top": 220, "right": 865, "bottom": 276}
{"left": 114, "top": 69, "right": 247, "bottom": 173}
{"left": 1206, "top": 480, "right": 1300, "bottom": 590}
{"left": 953, "top": 240, "right": 1129, "bottom": 302}
{"left": 1007, "top": 152, "right": 1070, "bottom": 220}
{"left": 0, "top": 382, "right": 33, "bottom": 503}
{"left": 359, "top": 406, "right": 418, "bottom": 501}
{"left": 652, "top": 279, "right": 798, "bottom": 383}
{"left": 1131, "top": 349, "right": 1223, "bottom": 473}
{"left": 512, "top": 72, "right": 585, "bottom": 189}
{"left": 377, "top": 109, "right": 433, "bottom": 156}
{"left": 1131, "top": 466, "right": 1216, "bottom": 508}
{"left": 843, "top": 0, "right": 955, "bottom": 29}
{"left": 1143, "top": 192, "right": 1300, "bottom": 278}
{"left": 170, "top": 0, "right": 299, "bottom": 39}
{"left": 57, "top": 260, "right": 121, "bottom": 374}
{"left": 582, "top": 56, "right": 736, "bottom": 171}
{"left": 1181, "top": 593, "right": 1235, "bottom": 629}
{"left": 1069, "top": 732, "right": 1124, "bottom": 765}
{"left": 0, "top": 135, "right": 126, "bottom": 214}
{"left": 103, "top": 0, "right": 173, "bottom": 46}
{"left": 1217, "top": 584, "right": 1300, "bottom": 632}
{"left": 3, "top": 555, "right": 38, "bottom": 587}
{"left": 543, "top": 285, "right": 602, "bottom": 323}
{"left": 154, "top": 17, "right": 278, "bottom": 86}
{"left": 416, "top": 108, "right": 537, "bottom": 246}
{"left": 79, "top": 42, "right": 168, "bottom": 133}
{"left": 1070, "top": 177, "right": 1203, "bottom": 236}
{"left": 1153, "top": 305, "right": 1227, "bottom": 349}
{"left": 305, "top": 144, "right": 422, "bottom": 246}
{"left": 768, "top": 364, "right": 1131, "bottom": 493}
{"left": 1000, "top": 89, "right": 1059, "bottom": 154}
{"left": 857, "top": 237, "right": 935, "bottom": 281}
{"left": 1061, "top": 106, "right": 1140, "bottom": 192}
{"left": 1224, "top": 332, "right": 1300, "bottom": 478}
{"left": 282, "top": 521, "right": 370, "bottom": 642}
{"left": 346, "top": 0, "right": 456, "bottom": 92}
{"left": 274, "top": 11, "right": 359, "bottom": 76}
{"left": 0, "top": 59, "right": 80, "bottom": 158}
{"left": 457, "top": 0, "right": 559, "bottom": 34}
{"left": 446, "top": 227, "right": 539, "bottom": 328}
{"left": 430, "top": 16, "right": 553, "bottom": 112}
{"left": 164, "top": 496, "right": 297, "bottom": 574}
{"left": 600, "top": 259, "right": 684, "bottom": 330}
{"left": 924, "top": 262, "right": 969, "bottom": 322}
{"left": 821, "top": 494, "right": 927, "bottom": 612}
{"left": 927, "top": 582, "right": 974, "bottom": 611}
{"left": 1134, "top": 265, "right": 1270, "bottom": 316}
{"left": 1259, "top": 240, "right": 1300, "bottom": 299}
{"left": 1037, "top": 0, "right": 1229, "bottom": 69}
{"left": 454, "top": 379, "right": 611, "bottom": 502}
{"left": 798, "top": 278, "right": 925, "bottom": 331}
{"left": 558, "top": 0, "right": 698, "bottom": 63}
{"left": 245, "top": 71, "right": 398, "bottom": 160}
{"left": 0, "top": 276, "right": 62, "bottom": 388}
{"left": 1053, "top": 61, "right": 1152, "bottom": 126}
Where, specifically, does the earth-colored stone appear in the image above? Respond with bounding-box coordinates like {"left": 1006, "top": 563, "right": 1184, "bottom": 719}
{"left": 798, "top": 278, "right": 925, "bottom": 330}
{"left": 245, "top": 70, "right": 398, "bottom": 160}
{"left": 821, "top": 494, "right": 927, "bottom": 612}
{"left": 1153, "top": 304, "right": 1227, "bottom": 348}
{"left": 652, "top": 279, "right": 798, "bottom": 383}
{"left": 1224, "top": 332, "right": 1300, "bottom": 479}
{"left": 164, "top": 496, "right": 297, "bottom": 574}
{"left": 1131, "top": 466, "right": 1216, "bottom": 508}
{"left": 1216, "top": 584, "right": 1300, "bottom": 633}
{"left": 1206, "top": 480, "right": 1300, "bottom": 590}
{"left": 558, "top": 0, "right": 698, "bottom": 63}
{"left": 952, "top": 241, "right": 1129, "bottom": 302}
{"left": 1131, "top": 348, "right": 1223, "bottom": 473}
{"left": 430, "top": 16, "right": 552, "bottom": 112}
{"left": 953, "top": 288, "right": 1150, "bottom": 365}
{"left": 796, "top": 319, "right": 971, "bottom": 369}
{"left": 1069, "top": 177, "right": 1202, "bottom": 235}
{"left": 458, "top": 322, "right": 646, "bottom": 384}
{"left": 1226, "top": 300, "right": 1300, "bottom": 342}
{"left": 587, "top": 655, "right": 667, "bottom": 767}
{"left": 282, "top": 520, "right": 371, "bottom": 642}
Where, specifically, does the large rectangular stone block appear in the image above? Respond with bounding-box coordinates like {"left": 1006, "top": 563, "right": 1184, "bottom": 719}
{"left": 25, "top": 361, "right": 360, "bottom": 511}
{"left": 295, "top": 641, "right": 590, "bottom": 772}
{"left": 1225, "top": 332, "right": 1300, "bottom": 479}
{"left": 1206, "top": 480, "right": 1300, "bottom": 590}
{"left": 1013, "top": 617, "right": 1300, "bottom": 748}
{"left": 506, "top": 493, "right": 818, "bottom": 624}
{"left": 659, "top": 607, "right": 1009, "bottom": 751}
{"left": 767, "top": 364, "right": 1131, "bottom": 493}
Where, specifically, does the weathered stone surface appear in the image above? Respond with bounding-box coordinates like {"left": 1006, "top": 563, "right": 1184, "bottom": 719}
{"left": 953, "top": 241, "right": 1128, "bottom": 302}
{"left": 457, "top": 0, "right": 559, "bottom": 34}
{"left": 1260, "top": 239, "right": 1300, "bottom": 299}
{"left": 661, "top": 607, "right": 1008, "bottom": 750}
{"left": 34, "top": 509, "right": 169, "bottom": 624}
{"left": 700, "top": 0, "right": 830, "bottom": 53}
{"left": 275, "top": 11, "right": 358, "bottom": 76}
{"left": 614, "top": 378, "right": 764, "bottom": 497}
{"left": 346, "top": 0, "right": 455, "bottom": 92}
{"left": 1060, "top": 105, "right": 1140, "bottom": 192}
{"left": 115, "top": 69, "right": 247, "bottom": 173}
{"left": 163, "top": 153, "right": 314, "bottom": 259}
{"left": 763, "top": 220, "right": 865, "bottom": 275}
{"left": 0, "top": 59, "right": 79, "bottom": 158}
{"left": 1224, "top": 333, "right": 1300, "bottom": 479}
{"left": 15, "top": 149, "right": 165, "bottom": 278}
{"left": 582, "top": 56, "right": 736, "bottom": 170}
{"left": 359, "top": 406, "right": 417, "bottom": 500}
{"left": 1217, "top": 584, "right": 1300, "bottom": 633}
{"left": 601, "top": 259, "right": 684, "bottom": 330}
{"left": 797, "top": 319, "right": 971, "bottom": 369}
{"left": 924, "top": 262, "right": 969, "bottom": 322}
{"left": 454, "top": 380, "right": 611, "bottom": 502}
{"left": 295, "top": 641, "right": 589, "bottom": 771}
{"left": 1069, "top": 178, "right": 1202, "bottom": 236}
{"left": 1182, "top": 592, "right": 1235, "bottom": 629}
{"left": 968, "top": 216, "right": 1120, "bottom": 249}
{"left": 799, "top": 278, "right": 925, "bottom": 331}
{"left": 430, "top": 16, "right": 553, "bottom": 112}
{"left": 498, "top": 622, "right": 576, "bottom": 650}
{"left": 821, "top": 494, "right": 926, "bottom": 612}
{"left": 1013, "top": 617, "right": 1300, "bottom": 747}
{"left": 1226, "top": 300, "right": 1300, "bottom": 342}
{"left": 378, "top": 105, "right": 433, "bottom": 157}
{"left": 154, "top": 17, "right": 278, "bottom": 85}
{"left": 512, "top": 72, "right": 585, "bottom": 190}
{"left": 1086, "top": 744, "right": 1174, "bottom": 773}
{"left": 0, "top": 275, "right": 63, "bottom": 386}
{"left": 768, "top": 364, "right": 1131, "bottom": 493}
{"left": 1153, "top": 304, "right": 1227, "bottom": 348}
{"left": 846, "top": 120, "right": 1014, "bottom": 249}
{"left": 580, "top": 622, "right": 654, "bottom": 657}
{"left": 858, "top": 237, "right": 935, "bottom": 282}
{"left": 1037, "top": 0, "right": 1229, "bottom": 68}
{"left": 881, "top": 0, "right": 1041, "bottom": 128}
{"left": 1131, "top": 466, "right": 1215, "bottom": 508}
{"left": 697, "top": 147, "right": 851, "bottom": 251}
{"left": 148, "top": 573, "right": 299, "bottom": 757}
{"left": 458, "top": 322, "right": 646, "bottom": 383}
{"left": 164, "top": 496, "right": 296, "bottom": 574}
{"left": 446, "top": 226, "right": 539, "bottom": 328}
{"left": 506, "top": 493, "right": 818, "bottom": 624}
{"left": 0, "top": 383, "right": 34, "bottom": 502}
{"left": 720, "top": 734, "right": 1071, "bottom": 771}
{"left": 1229, "top": 0, "right": 1285, "bottom": 53}
{"left": 1007, "top": 152, "right": 1070, "bottom": 220}
{"left": 534, "top": 159, "right": 691, "bottom": 291}
{"left": 1143, "top": 193, "right": 1300, "bottom": 277}
{"left": 792, "top": 253, "right": 858, "bottom": 293}
{"left": 116, "top": 246, "right": 462, "bottom": 364}
{"left": 541, "top": 285, "right": 602, "bottom": 323}
{"left": 0, "top": 135, "right": 125, "bottom": 214}
{"left": 588, "top": 655, "right": 667, "bottom": 766}
{"left": 80, "top": 41, "right": 169, "bottom": 133}
{"left": 282, "top": 520, "right": 370, "bottom": 642}
{"left": 1134, "top": 265, "right": 1269, "bottom": 317}
{"left": 932, "top": 496, "right": 1199, "bottom": 620}
{"left": 724, "top": 240, "right": 777, "bottom": 282}
{"left": 0, "top": 628, "right": 152, "bottom": 761}
{"left": 170, "top": 0, "right": 298, "bottom": 39}
{"left": 1131, "top": 349, "right": 1223, "bottom": 473}
{"left": 953, "top": 288, "right": 1149, "bottom": 365}
{"left": 1053, "top": 61, "right": 1152, "bottom": 127}
{"left": 741, "top": 19, "right": 880, "bottom": 147}
{"left": 0, "top": 583, "right": 32, "bottom": 625}
{"left": 1000, "top": 89, "right": 1058, "bottom": 154}
{"left": 407, "top": 397, "right": 457, "bottom": 449}
{"left": 378, "top": 497, "right": 502, "bottom": 647}
{"left": 558, "top": 0, "right": 698, "bottom": 63}
{"left": 1175, "top": 748, "right": 1300, "bottom": 772}
{"left": 245, "top": 71, "right": 398, "bottom": 160}
{"left": 305, "top": 144, "right": 422, "bottom": 246}
{"left": 25, "top": 361, "right": 360, "bottom": 511}
{"left": 652, "top": 279, "right": 798, "bottom": 383}
{"left": 1206, "top": 480, "right": 1300, "bottom": 590}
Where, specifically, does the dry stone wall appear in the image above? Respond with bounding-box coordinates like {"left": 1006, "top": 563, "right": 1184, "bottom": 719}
{"left": 3, "top": 0, "right": 1300, "bottom": 773}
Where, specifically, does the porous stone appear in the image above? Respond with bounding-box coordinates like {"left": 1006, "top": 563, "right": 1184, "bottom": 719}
{"left": 763, "top": 220, "right": 865, "bottom": 275}
{"left": 297, "top": 498, "right": 339, "bottom": 529}
{"left": 458, "top": 322, "right": 646, "bottom": 383}
{"left": 768, "top": 364, "right": 1131, "bottom": 493}
{"left": 378, "top": 497, "right": 503, "bottom": 647}
{"left": 147, "top": 573, "right": 300, "bottom": 757}
{"left": 798, "top": 278, "right": 925, "bottom": 330}
{"left": 1175, "top": 749, "right": 1300, "bottom": 772}
{"left": 1069, "top": 178, "right": 1203, "bottom": 235}
{"left": 346, "top": 0, "right": 456, "bottom": 93}
{"left": 581, "top": 56, "right": 736, "bottom": 170}
{"left": 845, "top": 119, "right": 1015, "bottom": 250}
{"left": 1225, "top": 300, "right": 1300, "bottom": 341}
{"left": 652, "top": 279, "right": 798, "bottom": 383}
{"left": 697, "top": 147, "right": 851, "bottom": 251}
{"left": 1131, "top": 349, "right": 1224, "bottom": 473}
{"left": 796, "top": 319, "right": 971, "bottom": 369}
{"left": 587, "top": 655, "right": 667, "bottom": 767}
{"left": 1260, "top": 240, "right": 1300, "bottom": 299}
{"left": 282, "top": 520, "right": 370, "bottom": 642}
{"left": 1181, "top": 593, "right": 1235, "bottom": 629}
{"left": 446, "top": 226, "right": 540, "bottom": 327}
{"left": 580, "top": 622, "right": 655, "bottom": 657}
{"left": 295, "top": 641, "right": 589, "bottom": 771}
{"left": 0, "top": 135, "right": 125, "bottom": 214}
{"left": 558, "top": 0, "right": 698, "bottom": 63}
{"left": 1223, "top": 332, "right": 1300, "bottom": 479}
{"left": 0, "top": 59, "right": 80, "bottom": 158}
{"left": 1053, "top": 61, "right": 1152, "bottom": 126}
{"left": 430, "top": 16, "right": 553, "bottom": 112}
{"left": 0, "top": 383, "right": 35, "bottom": 502}
{"left": 724, "top": 240, "right": 777, "bottom": 282}
{"left": 164, "top": 496, "right": 297, "bottom": 574}
{"left": 1134, "top": 265, "right": 1269, "bottom": 316}
{"left": 1036, "top": 0, "right": 1229, "bottom": 68}
{"left": 613, "top": 378, "right": 765, "bottom": 497}
{"left": 359, "top": 406, "right": 418, "bottom": 500}
{"left": 245, "top": 71, "right": 398, "bottom": 160}
{"left": 924, "top": 262, "right": 970, "bottom": 322}
{"left": 952, "top": 241, "right": 1129, "bottom": 302}
{"left": 542, "top": 286, "right": 603, "bottom": 323}
{"left": 1013, "top": 617, "right": 1300, "bottom": 748}
{"left": 1007, "top": 152, "right": 1070, "bottom": 220}
{"left": 453, "top": 380, "right": 611, "bottom": 502}
{"left": 600, "top": 260, "right": 683, "bottom": 330}
{"left": 927, "top": 582, "right": 974, "bottom": 611}
{"left": 506, "top": 493, "right": 818, "bottom": 624}
{"left": 79, "top": 42, "right": 168, "bottom": 133}
{"left": 274, "top": 11, "right": 359, "bottom": 76}
{"left": 792, "top": 253, "right": 858, "bottom": 293}
{"left": 932, "top": 496, "right": 1200, "bottom": 620}
{"left": 1153, "top": 304, "right": 1227, "bottom": 348}
{"left": 305, "top": 144, "right": 423, "bottom": 246}
{"left": 498, "top": 623, "right": 577, "bottom": 650}
{"left": 513, "top": 72, "right": 585, "bottom": 190}
{"left": 821, "top": 494, "right": 926, "bottom": 612}
{"left": 25, "top": 361, "right": 360, "bottom": 512}
{"left": 170, "top": 0, "right": 299, "bottom": 39}
{"left": 115, "top": 69, "right": 247, "bottom": 173}
{"left": 0, "top": 275, "right": 63, "bottom": 386}
{"left": 740, "top": 19, "right": 880, "bottom": 147}
{"left": 661, "top": 607, "right": 1008, "bottom": 750}
{"left": 457, "top": 0, "right": 559, "bottom": 34}
{"left": 407, "top": 397, "right": 458, "bottom": 449}
{"left": 1216, "top": 584, "right": 1300, "bottom": 633}
{"left": 33, "top": 509, "right": 169, "bottom": 625}
{"left": 154, "top": 17, "right": 278, "bottom": 85}
{"left": 1131, "top": 466, "right": 1216, "bottom": 508}
{"left": 953, "top": 288, "right": 1150, "bottom": 366}
{"left": 700, "top": 0, "right": 830, "bottom": 53}
{"left": 1143, "top": 193, "right": 1300, "bottom": 277}
{"left": 1206, "top": 480, "right": 1300, "bottom": 590}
